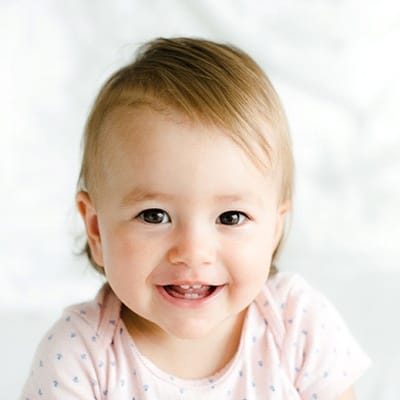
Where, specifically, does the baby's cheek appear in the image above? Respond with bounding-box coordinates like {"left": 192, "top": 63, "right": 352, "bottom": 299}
{"left": 227, "top": 246, "right": 271, "bottom": 281}
{"left": 100, "top": 228, "right": 136, "bottom": 269}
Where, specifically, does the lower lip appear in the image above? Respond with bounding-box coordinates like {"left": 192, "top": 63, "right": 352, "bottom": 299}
{"left": 156, "top": 285, "right": 225, "bottom": 309}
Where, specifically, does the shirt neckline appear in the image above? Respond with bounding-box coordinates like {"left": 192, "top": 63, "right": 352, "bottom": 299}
{"left": 118, "top": 304, "right": 256, "bottom": 390}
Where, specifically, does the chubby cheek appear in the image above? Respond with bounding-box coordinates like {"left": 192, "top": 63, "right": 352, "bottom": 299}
{"left": 99, "top": 224, "right": 158, "bottom": 290}
{"left": 224, "top": 233, "right": 273, "bottom": 295}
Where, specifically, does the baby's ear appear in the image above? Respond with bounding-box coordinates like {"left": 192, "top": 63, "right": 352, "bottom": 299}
{"left": 76, "top": 191, "right": 104, "bottom": 267}
{"left": 273, "top": 200, "right": 291, "bottom": 249}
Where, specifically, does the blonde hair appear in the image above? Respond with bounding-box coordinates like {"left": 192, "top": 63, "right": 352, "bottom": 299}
{"left": 77, "top": 37, "right": 294, "bottom": 275}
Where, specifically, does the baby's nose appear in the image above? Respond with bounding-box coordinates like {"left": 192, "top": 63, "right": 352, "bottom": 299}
{"left": 167, "top": 225, "right": 217, "bottom": 268}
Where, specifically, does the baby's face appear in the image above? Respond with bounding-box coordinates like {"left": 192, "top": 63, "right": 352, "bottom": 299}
{"left": 82, "top": 106, "right": 288, "bottom": 341}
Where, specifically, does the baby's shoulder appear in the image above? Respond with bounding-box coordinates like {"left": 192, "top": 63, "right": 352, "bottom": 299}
{"left": 21, "top": 285, "right": 121, "bottom": 397}
{"left": 35, "top": 283, "right": 121, "bottom": 358}
{"left": 265, "top": 271, "right": 302, "bottom": 295}
{"left": 265, "top": 271, "right": 318, "bottom": 306}
{"left": 261, "top": 272, "right": 344, "bottom": 334}
{"left": 62, "top": 284, "right": 121, "bottom": 339}
{"left": 259, "top": 275, "right": 370, "bottom": 399}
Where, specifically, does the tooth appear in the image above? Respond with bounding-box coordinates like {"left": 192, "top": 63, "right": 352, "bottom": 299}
{"left": 192, "top": 285, "right": 202, "bottom": 289}
{"left": 179, "top": 285, "right": 190, "bottom": 290}
{"left": 185, "top": 293, "right": 200, "bottom": 299}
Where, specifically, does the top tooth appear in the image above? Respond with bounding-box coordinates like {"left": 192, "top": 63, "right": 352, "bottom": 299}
{"left": 178, "top": 284, "right": 203, "bottom": 290}
{"left": 179, "top": 285, "right": 190, "bottom": 289}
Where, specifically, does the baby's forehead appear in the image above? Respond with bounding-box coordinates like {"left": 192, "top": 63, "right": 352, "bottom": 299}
{"left": 105, "top": 101, "right": 276, "bottom": 142}
{"left": 101, "top": 103, "right": 277, "bottom": 167}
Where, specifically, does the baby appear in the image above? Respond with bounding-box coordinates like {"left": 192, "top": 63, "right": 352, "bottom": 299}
{"left": 21, "top": 37, "right": 370, "bottom": 399}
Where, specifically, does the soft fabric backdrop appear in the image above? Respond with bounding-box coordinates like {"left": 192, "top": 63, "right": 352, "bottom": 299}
{"left": 1, "top": 0, "right": 399, "bottom": 398}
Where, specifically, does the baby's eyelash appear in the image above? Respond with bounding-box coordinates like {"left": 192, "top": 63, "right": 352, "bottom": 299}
{"left": 217, "top": 211, "right": 249, "bottom": 226}
{"left": 136, "top": 208, "right": 171, "bottom": 224}
{"left": 134, "top": 209, "right": 250, "bottom": 226}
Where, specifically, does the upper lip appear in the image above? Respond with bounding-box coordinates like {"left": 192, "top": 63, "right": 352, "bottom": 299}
{"left": 158, "top": 281, "right": 224, "bottom": 287}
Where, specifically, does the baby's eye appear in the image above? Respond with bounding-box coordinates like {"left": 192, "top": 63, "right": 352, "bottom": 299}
{"left": 137, "top": 209, "right": 171, "bottom": 224}
{"left": 217, "top": 211, "right": 247, "bottom": 226}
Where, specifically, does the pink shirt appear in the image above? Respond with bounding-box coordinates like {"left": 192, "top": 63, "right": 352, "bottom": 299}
{"left": 21, "top": 273, "right": 370, "bottom": 399}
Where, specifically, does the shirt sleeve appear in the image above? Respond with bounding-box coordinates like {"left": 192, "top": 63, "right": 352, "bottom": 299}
{"left": 20, "top": 310, "right": 102, "bottom": 400}
{"left": 279, "top": 274, "right": 371, "bottom": 400}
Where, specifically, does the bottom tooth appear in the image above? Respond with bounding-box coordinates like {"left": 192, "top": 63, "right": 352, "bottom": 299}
{"left": 184, "top": 293, "right": 200, "bottom": 299}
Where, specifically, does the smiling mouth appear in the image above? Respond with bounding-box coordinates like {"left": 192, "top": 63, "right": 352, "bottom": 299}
{"left": 163, "top": 284, "right": 218, "bottom": 300}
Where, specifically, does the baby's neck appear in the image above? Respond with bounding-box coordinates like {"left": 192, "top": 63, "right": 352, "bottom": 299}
{"left": 121, "top": 306, "right": 247, "bottom": 380}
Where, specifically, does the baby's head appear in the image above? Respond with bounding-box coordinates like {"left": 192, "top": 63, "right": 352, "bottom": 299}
{"left": 77, "top": 37, "right": 294, "bottom": 276}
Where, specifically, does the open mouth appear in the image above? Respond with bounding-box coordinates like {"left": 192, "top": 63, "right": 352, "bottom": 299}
{"left": 162, "top": 284, "right": 219, "bottom": 300}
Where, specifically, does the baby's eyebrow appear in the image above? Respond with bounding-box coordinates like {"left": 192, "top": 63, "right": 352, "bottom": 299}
{"left": 120, "top": 188, "right": 263, "bottom": 208}
{"left": 213, "top": 194, "right": 246, "bottom": 203}
{"left": 120, "top": 188, "right": 174, "bottom": 207}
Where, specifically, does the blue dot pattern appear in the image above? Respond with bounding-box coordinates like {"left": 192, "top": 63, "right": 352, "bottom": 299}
{"left": 20, "top": 273, "right": 370, "bottom": 399}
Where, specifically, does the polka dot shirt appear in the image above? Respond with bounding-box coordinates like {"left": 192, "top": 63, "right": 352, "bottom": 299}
{"left": 20, "top": 273, "right": 370, "bottom": 399}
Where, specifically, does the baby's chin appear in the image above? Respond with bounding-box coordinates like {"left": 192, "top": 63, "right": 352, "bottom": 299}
{"left": 121, "top": 306, "right": 210, "bottom": 340}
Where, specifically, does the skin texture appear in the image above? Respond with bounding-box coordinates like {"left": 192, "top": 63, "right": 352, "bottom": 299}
{"left": 77, "top": 106, "right": 356, "bottom": 396}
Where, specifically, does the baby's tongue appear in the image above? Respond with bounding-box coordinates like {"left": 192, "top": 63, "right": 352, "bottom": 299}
{"left": 165, "top": 285, "right": 212, "bottom": 299}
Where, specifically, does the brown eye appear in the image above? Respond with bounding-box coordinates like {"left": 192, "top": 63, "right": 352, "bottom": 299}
{"left": 138, "top": 209, "right": 170, "bottom": 224}
{"left": 217, "top": 211, "right": 247, "bottom": 225}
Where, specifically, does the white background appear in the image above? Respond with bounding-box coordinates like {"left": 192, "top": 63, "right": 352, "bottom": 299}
{"left": 1, "top": 0, "right": 399, "bottom": 398}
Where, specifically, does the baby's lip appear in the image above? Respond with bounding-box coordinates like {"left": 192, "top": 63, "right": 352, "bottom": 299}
{"left": 157, "top": 281, "right": 225, "bottom": 287}
{"left": 157, "top": 283, "right": 226, "bottom": 302}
